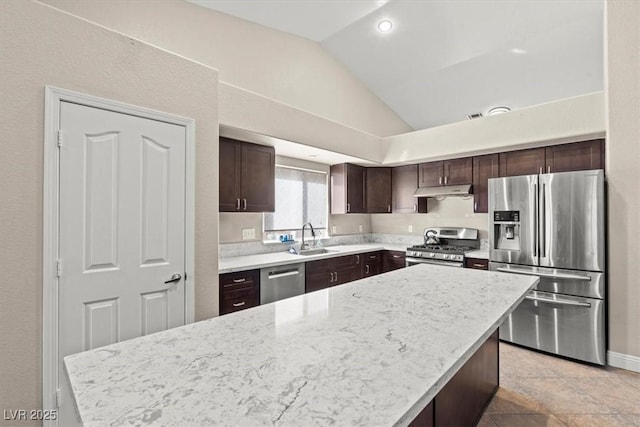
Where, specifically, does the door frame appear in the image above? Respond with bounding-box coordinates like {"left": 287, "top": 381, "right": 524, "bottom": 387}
{"left": 42, "top": 86, "right": 196, "bottom": 424}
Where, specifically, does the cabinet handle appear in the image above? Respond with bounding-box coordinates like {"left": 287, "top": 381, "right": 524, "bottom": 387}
{"left": 392, "top": 255, "right": 402, "bottom": 259}
{"left": 413, "top": 204, "right": 417, "bottom": 212}
{"left": 232, "top": 278, "right": 246, "bottom": 283}
{"left": 388, "top": 204, "right": 391, "bottom": 213}
{"left": 347, "top": 203, "right": 350, "bottom": 213}
{"left": 243, "top": 198, "right": 247, "bottom": 210}
{"left": 474, "top": 202, "right": 478, "bottom": 212}
{"left": 236, "top": 198, "right": 241, "bottom": 210}
{"left": 365, "top": 265, "right": 370, "bottom": 274}
{"left": 369, "top": 255, "right": 376, "bottom": 259}
{"left": 444, "top": 176, "right": 448, "bottom": 184}
{"left": 355, "top": 255, "right": 360, "bottom": 265}
{"left": 329, "top": 272, "right": 335, "bottom": 283}
{"left": 539, "top": 167, "right": 543, "bottom": 174}
{"left": 232, "top": 301, "right": 246, "bottom": 307}
{"left": 547, "top": 166, "right": 551, "bottom": 174}
{"left": 473, "top": 263, "right": 486, "bottom": 268}
{"left": 439, "top": 176, "right": 442, "bottom": 185}
{"left": 334, "top": 271, "right": 338, "bottom": 282}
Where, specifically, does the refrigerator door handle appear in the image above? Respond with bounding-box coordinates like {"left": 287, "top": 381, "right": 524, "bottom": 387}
{"left": 541, "top": 183, "right": 546, "bottom": 258}
{"left": 525, "top": 295, "right": 591, "bottom": 308}
{"left": 533, "top": 182, "right": 539, "bottom": 261}
{"left": 496, "top": 267, "right": 592, "bottom": 281}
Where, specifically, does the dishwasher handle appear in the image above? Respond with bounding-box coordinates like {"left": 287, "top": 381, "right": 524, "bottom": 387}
{"left": 268, "top": 269, "right": 300, "bottom": 280}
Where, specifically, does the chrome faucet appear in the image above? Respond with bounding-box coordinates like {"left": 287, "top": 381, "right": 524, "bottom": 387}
{"left": 301, "top": 222, "right": 316, "bottom": 250}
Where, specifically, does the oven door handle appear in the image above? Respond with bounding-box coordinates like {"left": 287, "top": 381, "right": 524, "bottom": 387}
{"left": 524, "top": 295, "right": 591, "bottom": 308}
{"left": 406, "top": 257, "right": 463, "bottom": 268}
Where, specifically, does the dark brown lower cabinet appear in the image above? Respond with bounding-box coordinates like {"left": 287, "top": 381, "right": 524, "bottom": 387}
{"left": 464, "top": 258, "right": 489, "bottom": 270}
{"left": 219, "top": 270, "right": 260, "bottom": 315}
{"left": 410, "top": 330, "right": 499, "bottom": 427}
{"left": 383, "top": 250, "right": 406, "bottom": 272}
{"left": 361, "top": 251, "right": 382, "bottom": 277}
{"left": 305, "top": 255, "right": 360, "bottom": 293}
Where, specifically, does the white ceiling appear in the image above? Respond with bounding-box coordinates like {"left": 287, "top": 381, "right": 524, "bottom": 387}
{"left": 191, "top": 0, "right": 604, "bottom": 131}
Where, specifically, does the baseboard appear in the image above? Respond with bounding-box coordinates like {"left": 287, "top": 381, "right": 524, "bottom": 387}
{"left": 608, "top": 350, "right": 640, "bottom": 373}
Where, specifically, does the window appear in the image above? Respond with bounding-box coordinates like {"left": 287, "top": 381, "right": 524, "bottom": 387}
{"left": 264, "top": 166, "right": 328, "bottom": 241}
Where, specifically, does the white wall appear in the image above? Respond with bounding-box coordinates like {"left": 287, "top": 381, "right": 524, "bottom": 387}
{"left": 605, "top": 0, "right": 640, "bottom": 362}
{"left": 0, "top": 0, "right": 219, "bottom": 419}
{"left": 383, "top": 92, "right": 605, "bottom": 164}
{"left": 42, "top": 0, "right": 412, "bottom": 138}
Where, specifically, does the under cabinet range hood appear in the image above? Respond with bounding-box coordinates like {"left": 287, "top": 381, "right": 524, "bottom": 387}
{"left": 413, "top": 184, "right": 472, "bottom": 198}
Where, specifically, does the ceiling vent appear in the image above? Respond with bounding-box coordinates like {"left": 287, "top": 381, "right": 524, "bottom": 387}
{"left": 467, "top": 113, "right": 483, "bottom": 120}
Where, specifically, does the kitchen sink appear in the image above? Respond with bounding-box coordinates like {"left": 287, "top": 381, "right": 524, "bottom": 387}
{"left": 297, "top": 248, "right": 337, "bottom": 256}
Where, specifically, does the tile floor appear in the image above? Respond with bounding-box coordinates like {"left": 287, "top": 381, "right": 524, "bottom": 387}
{"left": 478, "top": 342, "right": 640, "bottom": 427}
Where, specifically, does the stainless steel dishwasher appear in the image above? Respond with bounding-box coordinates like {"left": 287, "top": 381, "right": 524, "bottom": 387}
{"left": 260, "top": 263, "right": 305, "bottom": 304}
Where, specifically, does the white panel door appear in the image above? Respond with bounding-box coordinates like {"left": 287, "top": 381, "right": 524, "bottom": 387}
{"left": 57, "top": 101, "right": 186, "bottom": 425}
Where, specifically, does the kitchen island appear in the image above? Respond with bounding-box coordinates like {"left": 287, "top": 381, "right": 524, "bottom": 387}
{"left": 64, "top": 265, "right": 537, "bottom": 426}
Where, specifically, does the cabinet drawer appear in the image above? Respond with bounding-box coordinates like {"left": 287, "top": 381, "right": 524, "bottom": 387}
{"left": 465, "top": 258, "right": 489, "bottom": 270}
{"left": 383, "top": 250, "right": 406, "bottom": 272}
{"left": 220, "top": 293, "right": 259, "bottom": 315}
{"left": 220, "top": 270, "right": 259, "bottom": 315}
{"left": 220, "top": 270, "right": 259, "bottom": 288}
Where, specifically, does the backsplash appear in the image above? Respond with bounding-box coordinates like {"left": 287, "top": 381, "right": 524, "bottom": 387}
{"left": 219, "top": 233, "right": 425, "bottom": 258}
{"left": 219, "top": 233, "right": 489, "bottom": 258}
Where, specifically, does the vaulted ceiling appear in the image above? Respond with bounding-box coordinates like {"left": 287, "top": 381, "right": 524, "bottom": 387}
{"left": 190, "top": 0, "right": 604, "bottom": 131}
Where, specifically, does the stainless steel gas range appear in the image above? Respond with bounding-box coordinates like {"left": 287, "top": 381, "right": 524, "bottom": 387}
{"left": 405, "top": 227, "right": 480, "bottom": 268}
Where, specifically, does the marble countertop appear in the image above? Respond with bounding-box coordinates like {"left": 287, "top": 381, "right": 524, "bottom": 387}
{"left": 465, "top": 249, "right": 490, "bottom": 259}
{"left": 219, "top": 243, "right": 408, "bottom": 274}
{"left": 65, "top": 265, "right": 537, "bottom": 427}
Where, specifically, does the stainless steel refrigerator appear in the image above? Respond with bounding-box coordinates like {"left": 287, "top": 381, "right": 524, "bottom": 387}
{"left": 489, "top": 169, "right": 606, "bottom": 365}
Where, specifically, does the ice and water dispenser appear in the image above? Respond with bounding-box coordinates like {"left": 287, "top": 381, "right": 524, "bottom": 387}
{"left": 493, "top": 210, "right": 520, "bottom": 251}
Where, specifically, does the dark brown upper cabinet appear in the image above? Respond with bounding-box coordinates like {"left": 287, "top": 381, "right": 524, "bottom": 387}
{"left": 499, "top": 147, "right": 546, "bottom": 177}
{"left": 472, "top": 154, "right": 499, "bottom": 213}
{"left": 366, "top": 167, "right": 392, "bottom": 213}
{"left": 545, "top": 139, "right": 604, "bottom": 173}
{"left": 499, "top": 140, "right": 604, "bottom": 178}
{"left": 419, "top": 158, "right": 472, "bottom": 187}
{"left": 331, "top": 163, "right": 366, "bottom": 214}
{"left": 392, "top": 165, "right": 427, "bottom": 213}
{"left": 219, "top": 137, "right": 275, "bottom": 212}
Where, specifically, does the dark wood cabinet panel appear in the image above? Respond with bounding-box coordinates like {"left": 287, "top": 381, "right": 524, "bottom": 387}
{"left": 409, "top": 401, "right": 434, "bottom": 427}
{"left": 464, "top": 258, "right": 489, "bottom": 270}
{"left": 330, "top": 164, "right": 366, "bottom": 214}
{"left": 545, "top": 139, "right": 604, "bottom": 173}
{"left": 418, "top": 161, "right": 444, "bottom": 187}
{"left": 305, "top": 270, "right": 333, "bottom": 293}
{"left": 305, "top": 255, "right": 360, "bottom": 292}
{"left": 419, "top": 159, "right": 471, "bottom": 187}
{"left": 219, "top": 137, "right": 275, "bottom": 212}
{"left": 383, "top": 250, "right": 406, "bottom": 273}
{"left": 434, "top": 330, "right": 498, "bottom": 426}
{"left": 219, "top": 270, "right": 260, "bottom": 315}
{"left": 392, "top": 165, "right": 427, "bottom": 213}
{"left": 361, "top": 251, "right": 382, "bottom": 278}
{"left": 366, "top": 168, "right": 392, "bottom": 213}
{"left": 219, "top": 138, "right": 242, "bottom": 212}
{"left": 472, "top": 154, "right": 499, "bottom": 213}
{"left": 443, "top": 157, "right": 473, "bottom": 185}
{"left": 499, "top": 148, "right": 546, "bottom": 177}
{"left": 240, "top": 143, "right": 275, "bottom": 212}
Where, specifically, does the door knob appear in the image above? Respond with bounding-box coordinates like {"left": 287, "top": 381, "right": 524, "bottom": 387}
{"left": 164, "top": 273, "right": 182, "bottom": 284}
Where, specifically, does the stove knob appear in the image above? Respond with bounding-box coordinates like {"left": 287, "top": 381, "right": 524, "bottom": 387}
{"left": 430, "top": 253, "right": 435, "bottom": 258}
{"left": 443, "top": 254, "right": 449, "bottom": 259}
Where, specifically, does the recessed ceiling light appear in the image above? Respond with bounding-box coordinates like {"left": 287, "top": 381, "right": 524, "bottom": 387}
{"left": 511, "top": 48, "right": 527, "bottom": 54}
{"left": 377, "top": 20, "right": 393, "bottom": 33}
{"left": 487, "top": 106, "right": 511, "bottom": 116}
